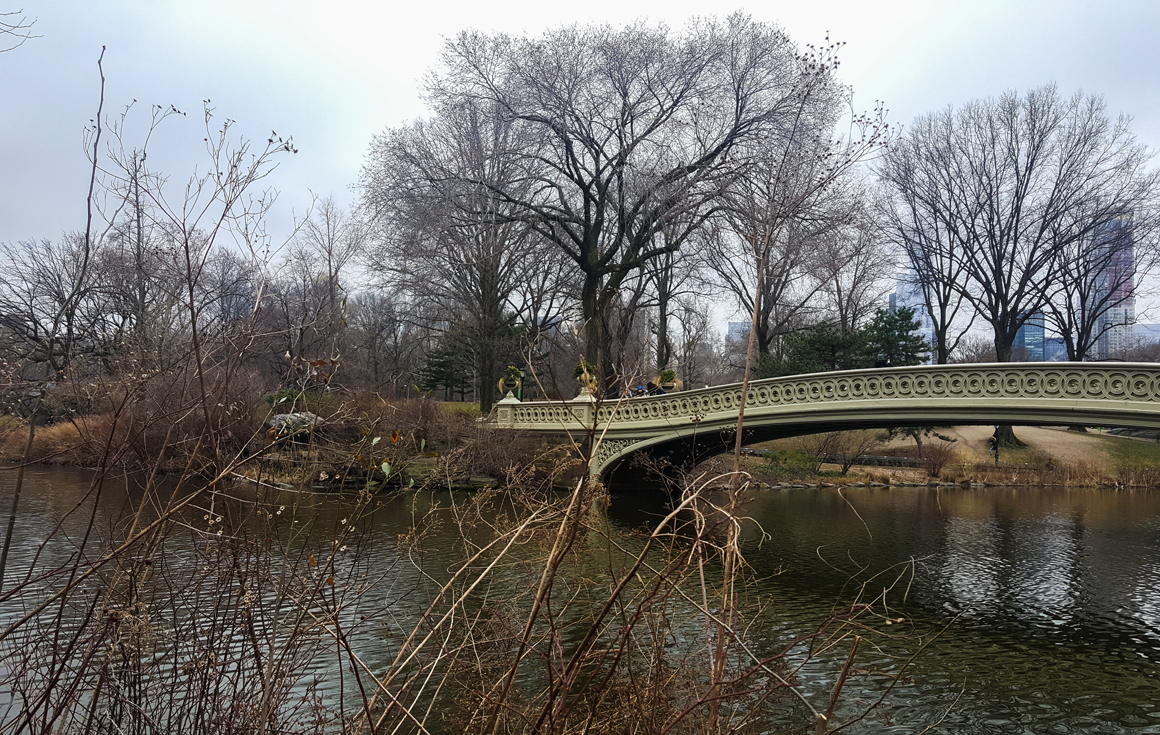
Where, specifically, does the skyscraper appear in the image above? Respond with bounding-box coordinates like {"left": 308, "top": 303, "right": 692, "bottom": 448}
{"left": 727, "top": 321, "right": 750, "bottom": 344}
{"left": 889, "top": 270, "right": 935, "bottom": 361}
{"left": 1090, "top": 220, "right": 1135, "bottom": 359}
{"left": 1014, "top": 313, "right": 1045, "bottom": 361}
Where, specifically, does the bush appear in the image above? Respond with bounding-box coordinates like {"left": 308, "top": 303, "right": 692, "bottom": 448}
{"left": 921, "top": 440, "right": 958, "bottom": 478}
{"left": 763, "top": 449, "right": 823, "bottom": 479}
{"left": 574, "top": 360, "right": 597, "bottom": 379}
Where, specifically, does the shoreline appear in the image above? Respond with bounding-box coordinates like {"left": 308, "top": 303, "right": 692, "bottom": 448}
{"left": 741, "top": 425, "right": 1160, "bottom": 490}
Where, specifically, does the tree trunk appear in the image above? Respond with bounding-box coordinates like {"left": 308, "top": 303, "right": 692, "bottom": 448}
{"left": 993, "top": 425, "right": 1026, "bottom": 449}
{"left": 656, "top": 293, "right": 671, "bottom": 370}
{"left": 477, "top": 337, "right": 498, "bottom": 415}
{"left": 582, "top": 276, "right": 603, "bottom": 389}
{"left": 992, "top": 331, "right": 1025, "bottom": 447}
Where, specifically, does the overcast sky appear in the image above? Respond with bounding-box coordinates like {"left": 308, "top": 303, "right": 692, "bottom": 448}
{"left": 3, "top": 0, "right": 1160, "bottom": 252}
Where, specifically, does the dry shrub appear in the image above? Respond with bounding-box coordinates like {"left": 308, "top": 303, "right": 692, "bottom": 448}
{"left": 438, "top": 426, "right": 576, "bottom": 488}
{"left": 246, "top": 392, "right": 511, "bottom": 490}
{"left": 1117, "top": 466, "right": 1160, "bottom": 487}
{"left": 921, "top": 440, "right": 958, "bottom": 478}
{"left": 317, "top": 392, "right": 472, "bottom": 448}
{"left": 798, "top": 430, "right": 887, "bottom": 475}
{"left": 959, "top": 456, "right": 1113, "bottom": 487}
{"left": 0, "top": 365, "right": 272, "bottom": 470}
{"left": 0, "top": 413, "right": 142, "bottom": 466}
{"left": 1064, "top": 459, "right": 1110, "bottom": 486}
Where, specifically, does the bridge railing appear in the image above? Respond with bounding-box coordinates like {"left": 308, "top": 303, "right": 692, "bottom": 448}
{"left": 496, "top": 363, "right": 1160, "bottom": 432}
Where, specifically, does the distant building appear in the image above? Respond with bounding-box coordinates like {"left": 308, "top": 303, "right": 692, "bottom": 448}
{"left": 1090, "top": 220, "right": 1135, "bottom": 359}
{"left": 1014, "top": 312, "right": 1046, "bottom": 361}
{"left": 1043, "top": 336, "right": 1068, "bottom": 361}
{"left": 889, "top": 272, "right": 935, "bottom": 361}
{"left": 727, "top": 321, "right": 750, "bottom": 344}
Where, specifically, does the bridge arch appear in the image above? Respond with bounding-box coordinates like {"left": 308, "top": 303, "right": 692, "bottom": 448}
{"left": 495, "top": 363, "right": 1160, "bottom": 482}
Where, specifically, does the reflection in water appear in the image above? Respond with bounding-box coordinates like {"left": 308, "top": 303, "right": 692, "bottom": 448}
{"left": 1129, "top": 560, "right": 1160, "bottom": 638}
{"left": 1007, "top": 514, "right": 1082, "bottom": 624}
{"left": 4, "top": 471, "right": 1160, "bottom": 732}
{"left": 731, "top": 486, "right": 1160, "bottom": 733}
{"left": 943, "top": 517, "right": 1002, "bottom": 612}
{"left": 942, "top": 513, "right": 1084, "bottom": 624}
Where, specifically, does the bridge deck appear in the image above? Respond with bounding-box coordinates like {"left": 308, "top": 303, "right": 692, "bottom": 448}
{"left": 495, "top": 363, "right": 1160, "bottom": 477}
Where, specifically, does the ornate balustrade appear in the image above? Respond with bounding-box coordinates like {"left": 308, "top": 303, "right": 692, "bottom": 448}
{"left": 495, "top": 363, "right": 1160, "bottom": 476}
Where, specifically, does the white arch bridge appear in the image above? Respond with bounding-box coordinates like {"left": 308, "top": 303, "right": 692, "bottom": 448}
{"left": 494, "top": 363, "right": 1160, "bottom": 482}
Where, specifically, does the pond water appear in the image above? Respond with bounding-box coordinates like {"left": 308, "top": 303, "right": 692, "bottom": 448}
{"left": 716, "top": 485, "right": 1160, "bottom": 733}
{"left": 2, "top": 467, "right": 1159, "bottom": 733}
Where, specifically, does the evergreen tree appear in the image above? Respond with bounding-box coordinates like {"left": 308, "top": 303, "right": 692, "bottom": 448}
{"left": 760, "top": 326, "right": 871, "bottom": 377}
{"left": 866, "top": 306, "right": 928, "bottom": 367}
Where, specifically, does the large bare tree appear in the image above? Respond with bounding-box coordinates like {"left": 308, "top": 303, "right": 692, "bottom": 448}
{"left": 407, "top": 15, "right": 847, "bottom": 386}
{"left": 875, "top": 145, "right": 975, "bottom": 364}
{"left": 294, "top": 196, "right": 364, "bottom": 352}
{"left": 707, "top": 71, "right": 890, "bottom": 367}
{"left": 0, "top": 235, "right": 112, "bottom": 377}
{"left": 881, "top": 86, "right": 1158, "bottom": 363}
{"left": 880, "top": 85, "right": 1159, "bottom": 444}
{"left": 360, "top": 98, "right": 560, "bottom": 412}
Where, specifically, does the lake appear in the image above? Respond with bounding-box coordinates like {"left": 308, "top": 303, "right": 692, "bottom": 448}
{"left": 2, "top": 467, "right": 1159, "bottom": 733}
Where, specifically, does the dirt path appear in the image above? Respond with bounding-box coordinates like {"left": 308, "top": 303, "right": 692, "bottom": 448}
{"left": 884, "top": 425, "right": 1111, "bottom": 465}
{"left": 752, "top": 425, "right": 1150, "bottom": 485}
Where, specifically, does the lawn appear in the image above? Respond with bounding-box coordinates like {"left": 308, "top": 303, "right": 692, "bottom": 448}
{"left": 1098, "top": 433, "right": 1160, "bottom": 469}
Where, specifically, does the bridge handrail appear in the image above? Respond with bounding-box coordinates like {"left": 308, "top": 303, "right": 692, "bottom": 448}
{"left": 497, "top": 363, "right": 1160, "bottom": 431}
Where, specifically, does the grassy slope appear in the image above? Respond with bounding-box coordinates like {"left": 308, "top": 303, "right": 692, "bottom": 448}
{"left": 746, "top": 427, "right": 1160, "bottom": 486}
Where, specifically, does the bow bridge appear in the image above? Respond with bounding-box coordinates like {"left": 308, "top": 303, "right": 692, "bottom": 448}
{"left": 494, "top": 363, "right": 1160, "bottom": 481}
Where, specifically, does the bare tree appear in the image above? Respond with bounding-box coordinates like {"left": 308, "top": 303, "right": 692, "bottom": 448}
{"left": 197, "top": 246, "right": 259, "bottom": 335}
{"left": 812, "top": 201, "right": 896, "bottom": 333}
{"left": 876, "top": 145, "right": 975, "bottom": 363}
{"left": 672, "top": 295, "right": 732, "bottom": 386}
{"left": 881, "top": 86, "right": 1158, "bottom": 362}
{"left": 266, "top": 197, "right": 364, "bottom": 373}
{"left": 292, "top": 196, "right": 364, "bottom": 354}
{"left": 417, "top": 16, "right": 850, "bottom": 387}
{"left": 0, "top": 235, "right": 110, "bottom": 378}
{"left": 949, "top": 332, "right": 997, "bottom": 363}
{"left": 96, "top": 101, "right": 298, "bottom": 476}
{"left": 0, "top": 9, "right": 35, "bottom": 53}
{"left": 880, "top": 86, "right": 1159, "bottom": 444}
{"left": 1044, "top": 217, "right": 1160, "bottom": 361}
{"left": 267, "top": 240, "right": 333, "bottom": 366}
{"left": 798, "top": 429, "right": 886, "bottom": 475}
{"left": 344, "top": 290, "right": 425, "bottom": 396}
{"left": 361, "top": 98, "right": 559, "bottom": 411}
{"left": 706, "top": 208, "right": 829, "bottom": 357}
